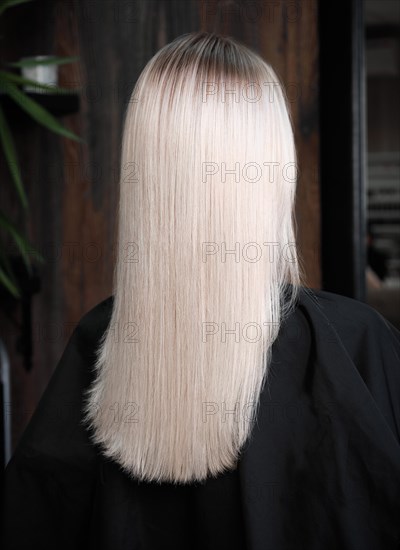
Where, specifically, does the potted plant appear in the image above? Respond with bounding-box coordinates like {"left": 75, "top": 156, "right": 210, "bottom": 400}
{"left": 0, "top": 0, "right": 83, "bottom": 299}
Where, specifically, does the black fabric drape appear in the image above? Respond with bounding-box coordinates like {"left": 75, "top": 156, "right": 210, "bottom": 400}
{"left": 3, "top": 287, "right": 400, "bottom": 550}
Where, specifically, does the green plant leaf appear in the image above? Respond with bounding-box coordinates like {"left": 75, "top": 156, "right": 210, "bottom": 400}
{"left": 2, "top": 80, "right": 84, "bottom": 143}
{"left": 0, "top": 70, "right": 80, "bottom": 94}
{"left": 0, "top": 264, "right": 21, "bottom": 298}
{"left": 7, "top": 55, "right": 79, "bottom": 68}
{"left": 0, "top": 211, "right": 35, "bottom": 273}
{"left": 0, "top": 104, "right": 28, "bottom": 209}
{"left": 0, "top": 0, "right": 33, "bottom": 17}
{"left": 0, "top": 211, "right": 45, "bottom": 266}
{"left": 0, "top": 247, "right": 21, "bottom": 298}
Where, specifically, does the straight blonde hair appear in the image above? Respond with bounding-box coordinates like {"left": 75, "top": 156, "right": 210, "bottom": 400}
{"left": 82, "top": 31, "right": 304, "bottom": 484}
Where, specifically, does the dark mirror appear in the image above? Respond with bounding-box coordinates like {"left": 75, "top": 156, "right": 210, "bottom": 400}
{"left": 365, "top": 0, "right": 400, "bottom": 329}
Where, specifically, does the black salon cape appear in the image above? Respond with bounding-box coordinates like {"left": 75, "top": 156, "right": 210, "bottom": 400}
{"left": 3, "top": 287, "right": 400, "bottom": 550}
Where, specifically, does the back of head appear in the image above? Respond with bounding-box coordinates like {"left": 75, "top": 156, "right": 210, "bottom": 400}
{"left": 83, "top": 31, "right": 304, "bottom": 484}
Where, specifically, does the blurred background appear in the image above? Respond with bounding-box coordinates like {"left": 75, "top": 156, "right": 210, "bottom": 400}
{"left": 0, "top": 0, "right": 399, "bottom": 468}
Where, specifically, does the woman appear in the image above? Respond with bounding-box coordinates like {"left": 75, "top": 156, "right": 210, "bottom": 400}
{"left": 4, "top": 32, "right": 400, "bottom": 550}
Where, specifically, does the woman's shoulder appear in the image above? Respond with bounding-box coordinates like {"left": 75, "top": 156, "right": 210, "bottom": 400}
{"left": 299, "top": 284, "right": 382, "bottom": 315}
{"left": 297, "top": 285, "right": 399, "bottom": 337}
{"left": 74, "top": 295, "right": 114, "bottom": 351}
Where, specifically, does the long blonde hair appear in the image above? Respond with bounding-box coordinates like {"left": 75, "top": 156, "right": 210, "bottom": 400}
{"left": 82, "top": 31, "right": 304, "bottom": 484}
